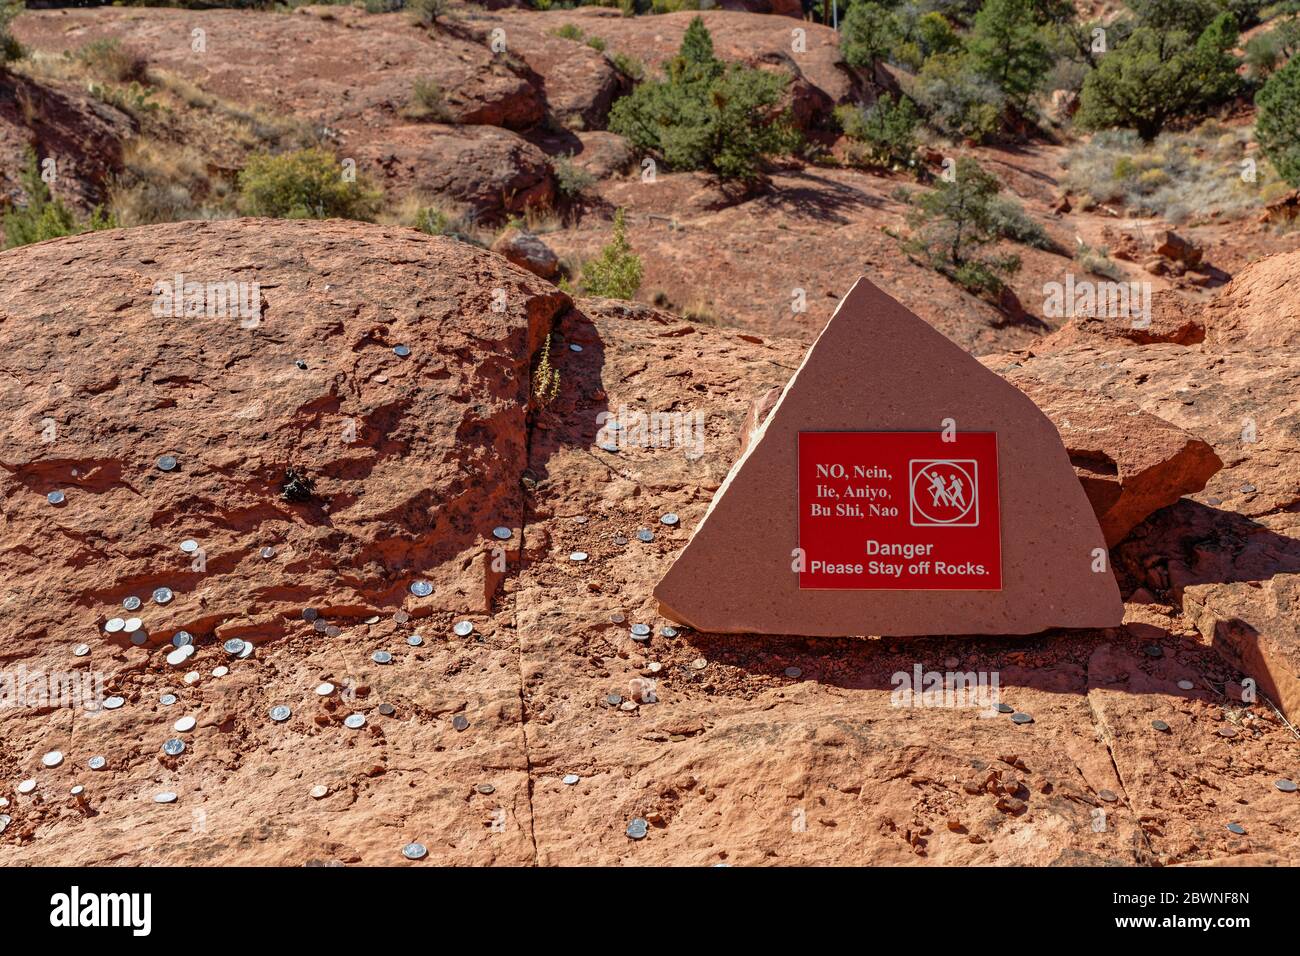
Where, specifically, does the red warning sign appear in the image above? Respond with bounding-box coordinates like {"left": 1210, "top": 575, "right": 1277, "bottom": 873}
{"left": 798, "top": 431, "right": 1001, "bottom": 590}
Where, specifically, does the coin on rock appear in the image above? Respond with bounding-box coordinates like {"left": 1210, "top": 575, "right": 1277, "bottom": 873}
{"left": 492, "top": 527, "right": 512, "bottom": 540}
{"left": 626, "top": 818, "right": 649, "bottom": 840}
{"left": 1177, "top": 680, "right": 1195, "bottom": 690}
{"left": 315, "top": 683, "right": 335, "bottom": 696}
{"left": 123, "top": 596, "right": 142, "bottom": 611}
{"left": 124, "top": 618, "right": 143, "bottom": 633}
{"left": 270, "top": 705, "right": 292, "bottom": 723}
{"left": 166, "top": 649, "right": 188, "bottom": 667}
{"left": 173, "top": 716, "right": 196, "bottom": 733}
{"left": 994, "top": 703, "right": 1014, "bottom": 714}
{"left": 570, "top": 552, "right": 588, "bottom": 562}
{"left": 407, "top": 635, "right": 423, "bottom": 646}
{"left": 1010, "top": 712, "right": 1034, "bottom": 724}
{"left": 344, "top": 714, "right": 366, "bottom": 729}
{"left": 42, "top": 751, "right": 63, "bottom": 768}
{"left": 47, "top": 490, "right": 65, "bottom": 505}
{"left": 180, "top": 539, "right": 198, "bottom": 554}
{"left": 476, "top": 783, "right": 495, "bottom": 795}
{"left": 129, "top": 631, "right": 147, "bottom": 646}
{"left": 103, "top": 696, "right": 125, "bottom": 710}
{"left": 378, "top": 703, "right": 395, "bottom": 716}
{"left": 562, "top": 774, "right": 580, "bottom": 786}
{"left": 637, "top": 529, "right": 654, "bottom": 543}
{"left": 452, "top": 715, "right": 469, "bottom": 732}
{"left": 223, "top": 638, "right": 246, "bottom": 656}
{"left": 630, "top": 624, "right": 651, "bottom": 638}
{"left": 163, "top": 739, "right": 185, "bottom": 757}
{"left": 160, "top": 694, "right": 177, "bottom": 706}
{"left": 372, "top": 650, "right": 392, "bottom": 664}
{"left": 212, "top": 666, "right": 229, "bottom": 678}
{"left": 73, "top": 644, "right": 90, "bottom": 657}
{"left": 401, "top": 842, "right": 427, "bottom": 860}
{"left": 1275, "top": 779, "right": 1298, "bottom": 793}
{"left": 153, "top": 587, "right": 174, "bottom": 605}
{"left": 17, "top": 780, "right": 36, "bottom": 795}
{"left": 409, "top": 581, "right": 433, "bottom": 597}
{"left": 660, "top": 513, "right": 679, "bottom": 526}
{"left": 393, "top": 611, "right": 410, "bottom": 625}
{"left": 310, "top": 785, "right": 328, "bottom": 799}
{"left": 156, "top": 455, "right": 178, "bottom": 472}
{"left": 393, "top": 345, "right": 411, "bottom": 358}
{"left": 104, "top": 618, "right": 125, "bottom": 634}
{"left": 172, "top": 631, "right": 192, "bottom": 648}
{"left": 1226, "top": 822, "right": 1246, "bottom": 835}
{"left": 154, "top": 791, "right": 178, "bottom": 804}
{"left": 660, "top": 626, "right": 678, "bottom": 638}
{"left": 453, "top": 621, "right": 474, "bottom": 637}
{"left": 302, "top": 608, "right": 319, "bottom": 622}
{"left": 785, "top": 667, "right": 803, "bottom": 679}
{"left": 88, "top": 757, "right": 106, "bottom": 771}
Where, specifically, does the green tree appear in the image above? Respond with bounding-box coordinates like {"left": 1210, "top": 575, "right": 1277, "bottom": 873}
{"left": 3, "top": 150, "right": 115, "bottom": 249}
{"left": 913, "top": 52, "right": 1005, "bottom": 142}
{"left": 840, "top": 2, "right": 903, "bottom": 70}
{"left": 1075, "top": 13, "right": 1240, "bottom": 140}
{"left": 581, "top": 208, "right": 643, "bottom": 299}
{"left": 1256, "top": 53, "right": 1300, "bottom": 187}
{"left": 905, "top": 156, "right": 1021, "bottom": 294}
{"left": 237, "top": 147, "right": 382, "bottom": 220}
{"left": 836, "top": 95, "right": 918, "bottom": 167}
{"left": 608, "top": 16, "right": 799, "bottom": 182}
{"left": 967, "top": 0, "right": 1051, "bottom": 112}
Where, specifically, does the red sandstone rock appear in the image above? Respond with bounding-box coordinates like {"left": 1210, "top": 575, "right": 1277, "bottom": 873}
{"left": 491, "top": 226, "right": 560, "bottom": 280}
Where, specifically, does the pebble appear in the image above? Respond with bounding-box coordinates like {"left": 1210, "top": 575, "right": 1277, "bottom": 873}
{"left": 163, "top": 739, "right": 185, "bottom": 757}
{"left": 785, "top": 666, "right": 803, "bottom": 679}
{"left": 401, "top": 842, "right": 427, "bottom": 860}
{"left": 660, "top": 513, "right": 679, "bottom": 526}
{"left": 452, "top": 715, "right": 469, "bottom": 732}
{"left": 1275, "top": 779, "right": 1298, "bottom": 793}
{"left": 1010, "top": 712, "right": 1034, "bottom": 724}
{"left": 453, "top": 621, "right": 474, "bottom": 637}
{"left": 646, "top": 662, "right": 663, "bottom": 674}
{"left": 269, "top": 705, "right": 292, "bottom": 723}
{"left": 599, "top": 442, "right": 619, "bottom": 453}
{"left": 153, "top": 791, "right": 178, "bottom": 804}
{"left": 42, "top": 751, "right": 63, "bottom": 768}
{"left": 310, "top": 785, "right": 329, "bottom": 799}
{"left": 344, "top": 714, "right": 366, "bottom": 729}
{"left": 562, "top": 774, "right": 580, "bottom": 786}
{"left": 626, "top": 818, "right": 649, "bottom": 840}
{"left": 173, "top": 716, "right": 196, "bottom": 733}
{"left": 17, "top": 779, "right": 36, "bottom": 795}
{"left": 1218, "top": 726, "right": 1239, "bottom": 739}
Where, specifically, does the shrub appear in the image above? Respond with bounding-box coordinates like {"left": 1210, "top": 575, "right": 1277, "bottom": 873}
{"left": 609, "top": 51, "right": 645, "bottom": 82}
{"left": 1075, "top": 14, "right": 1241, "bottom": 140}
{"left": 835, "top": 95, "right": 918, "bottom": 167}
{"left": 586, "top": 35, "right": 607, "bottom": 53}
{"left": 987, "top": 195, "right": 1055, "bottom": 250}
{"left": 1244, "top": 17, "right": 1300, "bottom": 79}
{"left": 580, "top": 208, "right": 642, "bottom": 299}
{"left": 553, "top": 155, "right": 596, "bottom": 198}
{"left": 967, "top": 0, "right": 1050, "bottom": 113}
{"left": 903, "top": 156, "right": 1021, "bottom": 295}
{"left": 1, "top": 0, "right": 22, "bottom": 65}
{"left": 913, "top": 52, "right": 1005, "bottom": 142}
{"left": 551, "top": 23, "right": 584, "bottom": 41}
{"left": 533, "top": 335, "right": 561, "bottom": 405}
{"left": 3, "top": 150, "right": 116, "bottom": 249}
{"left": 76, "top": 38, "right": 148, "bottom": 84}
{"left": 408, "top": 0, "right": 446, "bottom": 26}
{"left": 608, "top": 16, "right": 799, "bottom": 182}
{"left": 1257, "top": 54, "right": 1300, "bottom": 187}
{"left": 401, "top": 77, "right": 453, "bottom": 122}
{"left": 237, "top": 147, "right": 382, "bottom": 220}
{"left": 840, "top": 2, "right": 902, "bottom": 70}
{"left": 1074, "top": 243, "right": 1124, "bottom": 280}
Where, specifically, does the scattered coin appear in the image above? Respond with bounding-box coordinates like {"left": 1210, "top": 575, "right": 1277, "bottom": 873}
{"left": 73, "top": 643, "right": 90, "bottom": 657}
{"left": 1218, "top": 726, "right": 1239, "bottom": 739}
{"left": 606, "top": 694, "right": 623, "bottom": 706}
{"left": 42, "top": 751, "right": 63, "bottom": 768}
{"left": 295, "top": 359, "right": 308, "bottom": 370}
{"left": 173, "top": 716, "right": 196, "bottom": 733}
{"left": 1275, "top": 779, "right": 1298, "bottom": 793}
{"left": 104, "top": 618, "right": 125, "bottom": 634}
{"left": 1152, "top": 720, "right": 1170, "bottom": 732}
{"left": 630, "top": 623, "right": 651, "bottom": 638}
{"left": 103, "top": 696, "right": 124, "bottom": 710}
{"left": 626, "top": 818, "right": 649, "bottom": 840}
{"left": 570, "top": 551, "right": 588, "bottom": 562}
{"left": 410, "top": 580, "right": 433, "bottom": 597}
{"left": 17, "top": 779, "right": 36, "bottom": 795}
{"left": 260, "top": 547, "right": 276, "bottom": 560}
{"left": 160, "top": 694, "right": 177, "bottom": 706}
{"left": 994, "top": 702, "right": 1014, "bottom": 714}
{"left": 401, "top": 842, "right": 427, "bottom": 860}
{"left": 378, "top": 703, "right": 395, "bottom": 716}
{"left": 453, "top": 621, "right": 474, "bottom": 637}
{"left": 637, "top": 529, "right": 654, "bottom": 543}
{"left": 313, "top": 620, "right": 329, "bottom": 633}
{"left": 660, "top": 513, "right": 679, "bottom": 526}
{"left": 153, "top": 587, "right": 174, "bottom": 605}
{"left": 620, "top": 700, "right": 638, "bottom": 711}
{"left": 1226, "top": 822, "right": 1246, "bottom": 835}
{"left": 70, "top": 785, "right": 85, "bottom": 797}
{"left": 476, "top": 783, "right": 495, "bottom": 795}
{"left": 122, "top": 596, "right": 142, "bottom": 611}
{"left": 660, "top": 626, "right": 678, "bottom": 638}
{"left": 562, "top": 774, "right": 580, "bottom": 786}
{"left": 154, "top": 791, "right": 178, "bottom": 804}
{"left": 88, "top": 756, "right": 106, "bottom": 771}
{"left": 172, "top": 631, "right": 192, "bottom": 648}
{"left": 569, "top": 343, "right": 583, "bottom": 353}
{"left": 1177, "top": 680, "right": 1195, "bottom": 690}
{"left": 1241, "top": 484, "right": 1257, "bottom": 494}
{"left": 691, "top": 658, "right": 707, "bottom": 670}
{"left": 130, "top": 631, "right": 148, "bottom": 647}
{"left": 310, "top": 785, "right": 328, "bottom": 799}
{"left": 180, "top": 539, "right": 199, "bottom": 554}
{"left": 47, "top": 490, "right": 65, "bottom": 505}
{"left": 1010, "top": 712, "right": 1034, "bottom": 724}
{"left": 613, "top": 535, "right": 629, "bottom": 546}
{"left": 324, "top": 626, "right": 341, "bottom": 639}
{"left": 785, "top": 666, "right": 803, "bottom": 679}
{"left": 610, "top": 613, "right": 626, "bottom": 624}
{"left": 223, "top": 638, "right": 246, "bottom": 656}
{"left": 1143, "top": 644, "right": 1163, "bottom": 658}
{"left": 407, "top": 635, "right": 423, "bottom": 646}
{"left": 1098, "top": 789, "right": 1118, "bottom": 803}
{"left": 0, "top": 815, "right": 8, "bottom": 833}
{"left": 163, "top": 739, "right": 185, "bottom": 757}
{"left": 365, "top": 615, "right": 380, "bottom": 625}
{"left": 270, "top": 705, "right": 292, "bottom": 723}
{"left": 315, "top": 683, "right": 335, "bottom": 696}
{"left": 452, "top": 715, "right": 469, "bottom": 732}
{"left": 344, "top": 714, "right": 366, "bottom": 729}
{"left": 394, "top": 611, "right": 410, "bottom": 625}
{"left": 166, "top": 648, "right": 188, "bottom": 667}
{"left": 646, "top": 662, "right": 663, "bottom": 674}
{"left": 372, "top": 650, "right": 392, "bottom": 664}
{"left": 303, "top": 608, "right": 319, "bottom": 622}
{"left": 492, "top": 527, "right": 513, "bottom": 540}
{"left": 184, "top": 671, "right": 200, "bottom": 684}
{"left": 156, "top": 455, "right": 178, "bottom": 472}
{"left": 124, "top": 617, "right": 143, "bottom": 633}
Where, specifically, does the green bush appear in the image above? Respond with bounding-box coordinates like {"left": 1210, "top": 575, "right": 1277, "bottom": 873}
{"left": 609, "top": 51, "right": 645, "bottom": 82}
{"left": 401, "top": 77, "right": 453, "bottom": 122}
{"left": 3, "top": 150, "right": 116, "bottom": 249}
{"left": 904, "top": 156, "right": 1021, "bottom": 295}
{"left": 1075, "top": 13, "right": 1241, "bottom": 140}
{"left": 1246, "top": 16, "right": 1300, "bottom": 79}
{"left": 0, "top": 0, "right": 23, "bottom": 64}
{"left": 607, "top": 16, "right": 799, "bottom": 182}
{"left": 987, "top": 195, "right": 1055, "bottom": 250}
{"left": 581, "top": 208, "right": 642, "bottom": 299}
{"left": 840, "top": 2, "right": 903, "bottom": 70}
{"left": 967, "top": 0, "right": 1050, "bottom": 113}
{"left": 552, "top": 155, "right": 596, "bottom": 198}
{"left": 77, "top": 38, "right": 148, "bottom": 84}
{"left": 551, "top": 23, "right": 584, "bottom": 41}
{"left": 835, "top": 96, "right": 919, "bottom": 167}
{"left": 237, "top": 148, "right": 382, "bottom": 220}
{"left": 913, "top": 52, "right": 1005, "bottom": 142}
{"left": 1257, "top": 53, "right": 1300, "bottom": 187}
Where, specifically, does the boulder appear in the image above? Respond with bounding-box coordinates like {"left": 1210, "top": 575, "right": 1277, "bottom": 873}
{"left": 1154, "top": 230, "right": 1203, "bottom": 269}
{"left": 492, "top": 226, "right": 560, "bottom": 280}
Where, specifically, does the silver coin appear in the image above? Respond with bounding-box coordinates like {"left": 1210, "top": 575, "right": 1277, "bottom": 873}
{"left": 223, "top": 638, "right": 246, "bottom": 656}
{"left": 637, "top": 529, "right": 654, "bottom": 543}
{"left": 610, "top": 612, "right": 626, "bottom": 624}
{"left": 492, "top": 526, "right": 512, "bottom": 540}
{"left": 1143, "top": 644, "right": 1163, "bottom": 658}
{"left": 68, "top": 786, "right": 85, "bottom": 800}
{"left": 212, "top": 665, "right": 229, "bottom": 677}
{"left": 160, "top": 694, "right": 177, "bottom": 706}
{"left": 153, "top": 587, "right": 174, "bottom": 605}
{"left": 88, "top": 756, "right": 106, "bottom": 770}
{"left": 365, "top": 615, "right": 380, "bottom": 625}
{"left": 310, "top": 785, "right": 329, "bottom": 799}
{"left": 452, "top": 715, "right": 469, "bottom": 732}
{"left": 1177, "top": 680, "right": 1195, "bottom": 690}
{"left": 630, "top": 624, "right": 651, "bottom": 637}
{"left": 570, "top": 551, "right": 588, "bottom": 562}
{"left": 173, "top": 716, "right": 196, "bottom": 733}
{"left": 613, "top": 535, "right": 629, "bottom": 546}
{"left": 453, "top": 621, "right": 474, "bottom": 637}
{"left": 660, "top": 626, "right": 678, "bottom": 638}
{"left": 1241, "top": 483, "right": 1257, "bottom": 493}
{"left": 73, "top": 643, "right": 91, "bottom": 657}
{"left": 401, "top": 842, "right": 427, "bottom": 860}
{"left": 393, "top": 611, "right": 410, "bottom": 625}
{"left": 313, "top": 620, "right": 328, "bottom": 633}
{"left": 295, "top": 359, "right": 308, "bottom": 370}
{"left": 154, "top": 791, "right": 178, "bottom": 804}
{"left": 1275, "top": 779, "right": 1298, "bottom": 793}
{"left": 406, "top": 635, "right": 423, "bottom": 647}
{"left": 172, "top": 631, "right": 192, "bottom": 648}
{"left": 1098, "top": 789, "right": 1117, "bottom": 803}
{"left": 163, "top": 739, "right": 185, "bottom": 756}
{"left": 378, "top": 703, "right": 395, "bottom": 716}
{"left": 409, "top": 580, "right": 433, "bottom": 597}
{"left": 104, "top": 618, "right": 125, "bottom": 633}
{"left": 626, "top": 818, "right": 649, "bottom": 840}
{"left": 103, "top": 696, "right": 124, "bottom": 710}
{"left": 0, "top": 815, "right": 8, "bottom": 833}
{"left": 260, "top": 546, "right": 275, "bottom": 559}
{"left": 785, "top": 666, "right": 803, "bottom": 679}
{"left": 476, "top": 783, "right": 495, "bottom": 795}
{"left": 166, "top": 648, "right": 189, "bottom": 667}
{"left": 562, "top": 773, "right": 580, "bottom": 786}
{"left": 157, "top": 455, "right": 178, "bottom": 472}
{"left": 569, "top": 343, "right": 583, "bottom": 352}
{"left": 372, "top": 650, "right": 392, "bottom": 664}
{"left": 123, "top": 596, "right": 142, "bottom": 611}
{"left": 660, "top": 513, "right": 679, "bottom": 526}
{"left": 124, "top": 617, "right": 143, "bottom": 633}
{"left": 303, "top": 608, "right": 319, "bottom": 621}
{"left": 239, "top": 639, "right": 255, "bottom": 658}
{"left": 344, "top": 714, "right": 366, "bottom": 729}
{"left": 129, "top": 631, "right": 147, "bottom": 646}
{"left": 994, "top": 703, "right": 1014, "bottom": 714}
{"left": 393, "top": 345, "right": 411, "bottom": 358}
{"left": 1226, "top": 822, "right": 1246, "bottom": 835}
{"left": 1010, "top": 712, "right": 1034, "bottom": 724}
{"left": 180, "top": 539, "right": 199, "bottom": 554}
{"left": 16, "top": 779, "right": 36, "bottom": 794}
{"left": 1152, "top": 720, "right": 1170, "bottom": 732}
{"left": 324, "top": 625, "right": 341, "bottom": 639}
{"left": 315, "top": 683, "right": 335, "bottom": 696}
{"left": 42, "top": 751, "right": 63, "bottom": 768}
{"left": 47, "top": 490, "right": 65, "bottom": 505}
{"left": 270, "top": 705, "right": 292, "bottom": 723}
{"left": 620, "top": 700, "right": 637, "bottom": 711}
{"left": 606, "top": 693, "right": 622, "bottom": 706}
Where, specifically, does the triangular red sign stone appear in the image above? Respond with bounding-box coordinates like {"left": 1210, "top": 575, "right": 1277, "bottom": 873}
{"left": 654, "top": 278, "right": 1122, "bottom": 636}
